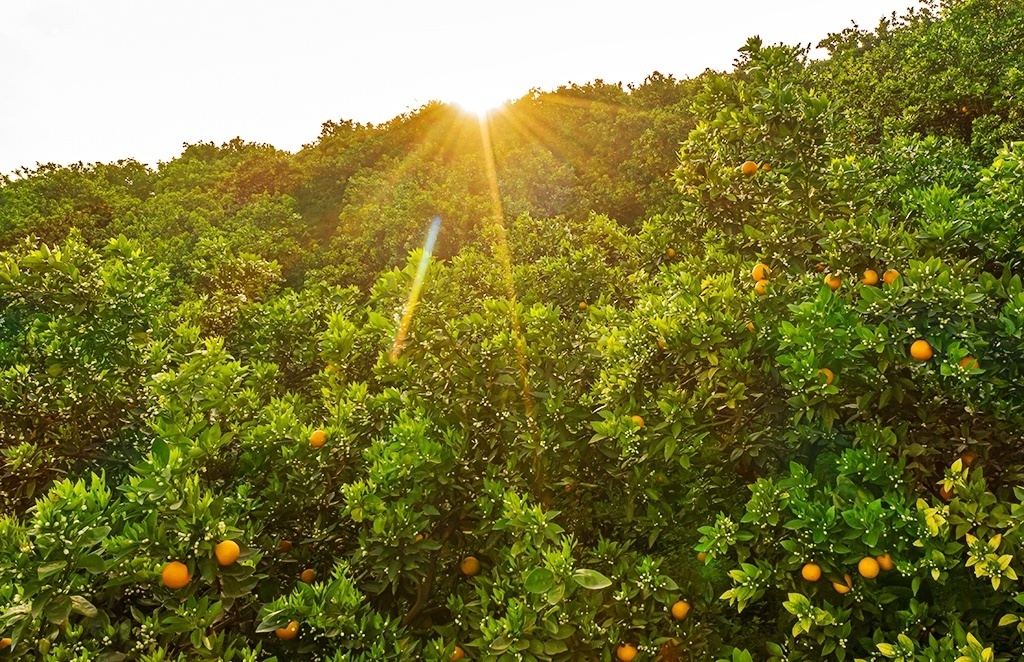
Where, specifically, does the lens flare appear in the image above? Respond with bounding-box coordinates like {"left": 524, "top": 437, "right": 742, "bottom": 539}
{"left": 390, "top": 216, "right": 442, "bottom": 362}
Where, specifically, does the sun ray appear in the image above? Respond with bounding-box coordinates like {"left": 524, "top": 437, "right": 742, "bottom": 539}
{"left": 389, "top": 215, "right": 442, "bottom": 362}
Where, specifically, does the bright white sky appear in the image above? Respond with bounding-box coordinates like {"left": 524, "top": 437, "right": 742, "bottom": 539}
{"left": 0, "top": 0, "right": 920, "bottom": 175}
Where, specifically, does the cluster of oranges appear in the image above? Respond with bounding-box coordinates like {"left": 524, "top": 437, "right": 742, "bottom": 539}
{"left": 800, "top": 553, "right": 895, "bottom": 594}
{"left": 614, "top": 599, "right": 690, "bottom": 661}
{"left": 741, "top": 160, "right": 771, "bottom": 175}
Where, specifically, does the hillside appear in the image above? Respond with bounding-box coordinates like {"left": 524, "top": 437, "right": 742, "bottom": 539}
{"left": 3, "top": 1, "right": 1024, "bottom": 660}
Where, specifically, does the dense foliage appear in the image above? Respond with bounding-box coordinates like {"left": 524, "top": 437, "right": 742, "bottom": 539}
{"left": 3, "top": 0, "right": 1024, "bottom": 660}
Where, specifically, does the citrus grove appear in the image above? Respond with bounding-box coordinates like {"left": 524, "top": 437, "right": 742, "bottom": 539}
{"left": 4, "top": 1, "right": 1024, "bottom": 660}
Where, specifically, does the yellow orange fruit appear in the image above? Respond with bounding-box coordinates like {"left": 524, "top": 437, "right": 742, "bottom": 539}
{"left": 858, "top": 556, "right": 880, "bottom": 579}
{"left": 275, "top": 621, "right": 299, "bottom": 640}
{"left": 671, "top": 600, "right": 691, "bottom": 621}
{"left": 215, "top": 540, "right": 240, "bottom": 566}
{"left": 754, "top": 280, "right": 768, "bottom": 296}
{"left": 824, "top": 273, "right": 841, "bottom": 290}
{"left": 309, "top": 429, "right": 326, "bottom": 447}
{"left": 876, "top": 553, "right": 894, "bottom": 571}
{"left": 741, "top": 161, "right": 759, "bottom": 176}
{"left": 910, "top": 340, "right": 933, "bottom": 361}
{"left": 697, "top": 552, "right": 707, "bottom": 563}
{"left": 833, "top": 574, "right": 852, "bottom": 594}
{"left": 278, "top": 540, "right": 293, "bottom": 553}
{"left": 883, "top": 269, "right": 900, "bottom": 285}
{"left": 617, "top": 643, "right": 639, "bottom": 662}
{"left": 0, "top": 638, "right": 10, "bottom": 649}
{"left": 631, "top": 415, "right": 645, "bottom": 428}
{"left": 746, "top": 321, "right": 755, "bottom": 333}
{"left": 801, "top": 563, "right": 822, "bottom": 582}
{"left": 819, "top": 368, "right": 835, "bottom": 386}
{"left": 657, "top": 339, "right": 667, "bottom": 350}
{"left": 460, "top": 556, "right": 481, "bottom": 577}
{"left": 961, "top": 450, "right": 977, "bottom": 466}
{"left": 579, "top": 301, "right": 588, "bottom": 310}
{"left": 301, "top": 569, "right": 316, "bottom": 583}
{"left": 450, "top": 646, "right": 466, "bottom": 662}
{"left": 161, "top": 561, "right": 190, "bottom": 589}
{"left": 752, "top": 263, "right": 771, "bottom": 281}
{"left": 861, "top": 269, "right": 879, "bottom": 286}
{"left": 940, "top": 485, "right": 953, "bottom": 500}
{"left": 959, "top": 356, "right": 979, "bottom": 370}
{"left": 666, "top": 248, "right": 676, "bottom": 258}
{"left": 762, "top": 163, "right": 773, "bottom": 172}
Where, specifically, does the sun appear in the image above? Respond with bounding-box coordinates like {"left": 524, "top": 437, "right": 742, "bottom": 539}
{"left": 453, "top": 91, "right": 507, "bottom": 118}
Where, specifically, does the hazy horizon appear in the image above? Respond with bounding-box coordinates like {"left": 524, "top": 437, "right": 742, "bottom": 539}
{"left": 1, "top": 0, "right": 922, "bottom": 176}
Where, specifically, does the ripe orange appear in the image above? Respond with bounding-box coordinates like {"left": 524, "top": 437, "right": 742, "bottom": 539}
{"left": 819, "top": 368, "right": 835, "bottom": 386}
{"left": 0, "top": 638, "right": 10, "bottom": 649}
{"left": 833, "top": 574, "right": 852, "bottom": 594}
{"left": 279, "top": 540, "right": 293, "bottom": 553}
{"left": 579, "top": 301, "right": 588, "bottom": 310}
{"left": 940, "top": 485, "right": 953, "bottom": 500}
{"left": 215, "top": 540, "right": 240, "bottom": 566}
{"left": 752, "top": 263, "right": 771, "bottom": 281}
{"left": 275, "top": 621, "right": 299, "bottom": 640}
{"left": 450, "top": 646, "right": 466, "bottom": 662}
{"left": 746, "top": 321, "right": 755, "bottom": 333}
{"left": 309, "top": 429, "right": 326, "bottom": 447}
{"left": 801, "top": 563, "right": 822, "bottom": 582}
{"left": 861, "top": 269, "right": 879, "bottom": 286}
{"left": 961, "top": 450, "right": 977, "bottom": 466}
{"left": 631, "top": 415, "right": 645, "bottom": 428}
{"left": 460, "top": 556, "right": 481, "bottom": 577}
{"left": 301, "top": 569, "right": 316, "bottom": 583}
{"left": 959, "top": 356, "right": 979, "bottom": 370}
{"left": 671, "top": 600, "right": 691, "bottom": 621}
{"left": 858, "top": 556, "right": 880, "bottom": 578}
{"left": 666, "top": 248, "right": 676, "bottom": 258}
{"left": 161, "top": 561, "right": 190, "bottom": 589}
{"left": 741, "top": 161, "right": 759, "bottom": 176}
{"left": 815, "top": 262, "right": 826, "bottom": 272}
{"left": 824, "top": 273, "right": 841, "bottom": 290}
{"left": 762, "top": 163, "right": 772, "bottom": 172}
{"left": 617, "top": 643, "right": 639, "bottom": 662}
{"left": 697, "top": 552, "right": 707, "bottom": 563}
{"left": 876, "top": 553, "right": 894, "bottom": 571}
{"left": 657, "top": 339, "right": 667, "bottom": 350}
{"left": 883, "top": 269, "right": 900, "bottom": 285}
{"left": 910, "top": 340, "right": 933, "bottom": 361}
{"left": 754, "top": 280, "right": 768, "bottom": 296}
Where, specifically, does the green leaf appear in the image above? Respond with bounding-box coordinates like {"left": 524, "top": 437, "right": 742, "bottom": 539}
{"left": 525, "top": 567, "right": 555, "bottom": 594}
{"left": 572, "top": 569, "right": 612, "bottom": 590}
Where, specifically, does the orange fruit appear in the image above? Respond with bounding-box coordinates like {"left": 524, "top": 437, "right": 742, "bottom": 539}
{"left": 579, "top": 301, "right": 588, "bottom": 310}
{"left": 752, "top": 263, "right": 771, "bottom": 281}
{"left": 819, "top": 368, "right": 835, "bottom": 385}
{"left": 876, "top": 553, "right": 894, "bottom": 571}
{"left": 666, "top": 248, "right": 676, "bottom": 258}
{"left": 741, "top": 161, "right": 759, "bottom": 176}
{"left": 883, "top": 269, "right": 900, "bottom": 285}
{"left": 801, "top": 563, "right": 822, "bottom": 582}
{"left": 279, "top": 540, "right": 293, "bottom": 553}
{"left": 861, "top": 269, "right": 879, "bottom": 286}
{"left": 450, "top": 646, "right": 466, "bottom": 662}
{"left": 617, "top": 643, "right": 639, "bottom": 662}
{"left": 631, "top": 415, "right": 645, "bottom": 428}
{"left": 746, "top": 321, "right": 755, "bottom": 333}
{"left": 309, "top": 429, "right": 326, "bottom": 447}
{"left": 824, "top": 273, "right": 841, "bottom": 290}
{"left": 275, "top": 621, "right": 299, "bottom": 640}
{"left": 959, "top": 356, "right": 979, "bottom": 370}
{"left": 161, "top": 561, "right": 190, "bottom": 589}
{"left": 961, "top": 450, "right": 977, "bottom": 466}
{"left": 697, "top": 552, "right": 707, "bottom": 563}
{"left": 910, "top": 340, "right": 933, "bottom": 361}
{"left": 858, "top": 556, "right": 880, "bottom": 579}
{"left": 940, "top": 485, "right": 953, "bottom": 500}
{"left": 214, "top": 540, "right": 240, "bottom": 566}
{"left": 657, "top": 339, "right": 667, "bottom": 350}
{"left": 833, "top": 574, "right": 852, "bottom": 594}
{"left": 460, "top": 556, "right": 481, "bottom": 577}
{"left": 815, "top": 262, "right": 826, "bottom": 272}
{"left": 762, "top": 163, "right": 772, "bottom": 172}
{"left": 301, "top": 569, "right": 316, "bottom": 583}
{"left": 671, "top": 600, "right": 691, "bottom": 621}
{"left": 0, "top": 638, "right": 10, "bottom": 649}
{"left": 754, "top": 280, "right": 768, "bottom": 296}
